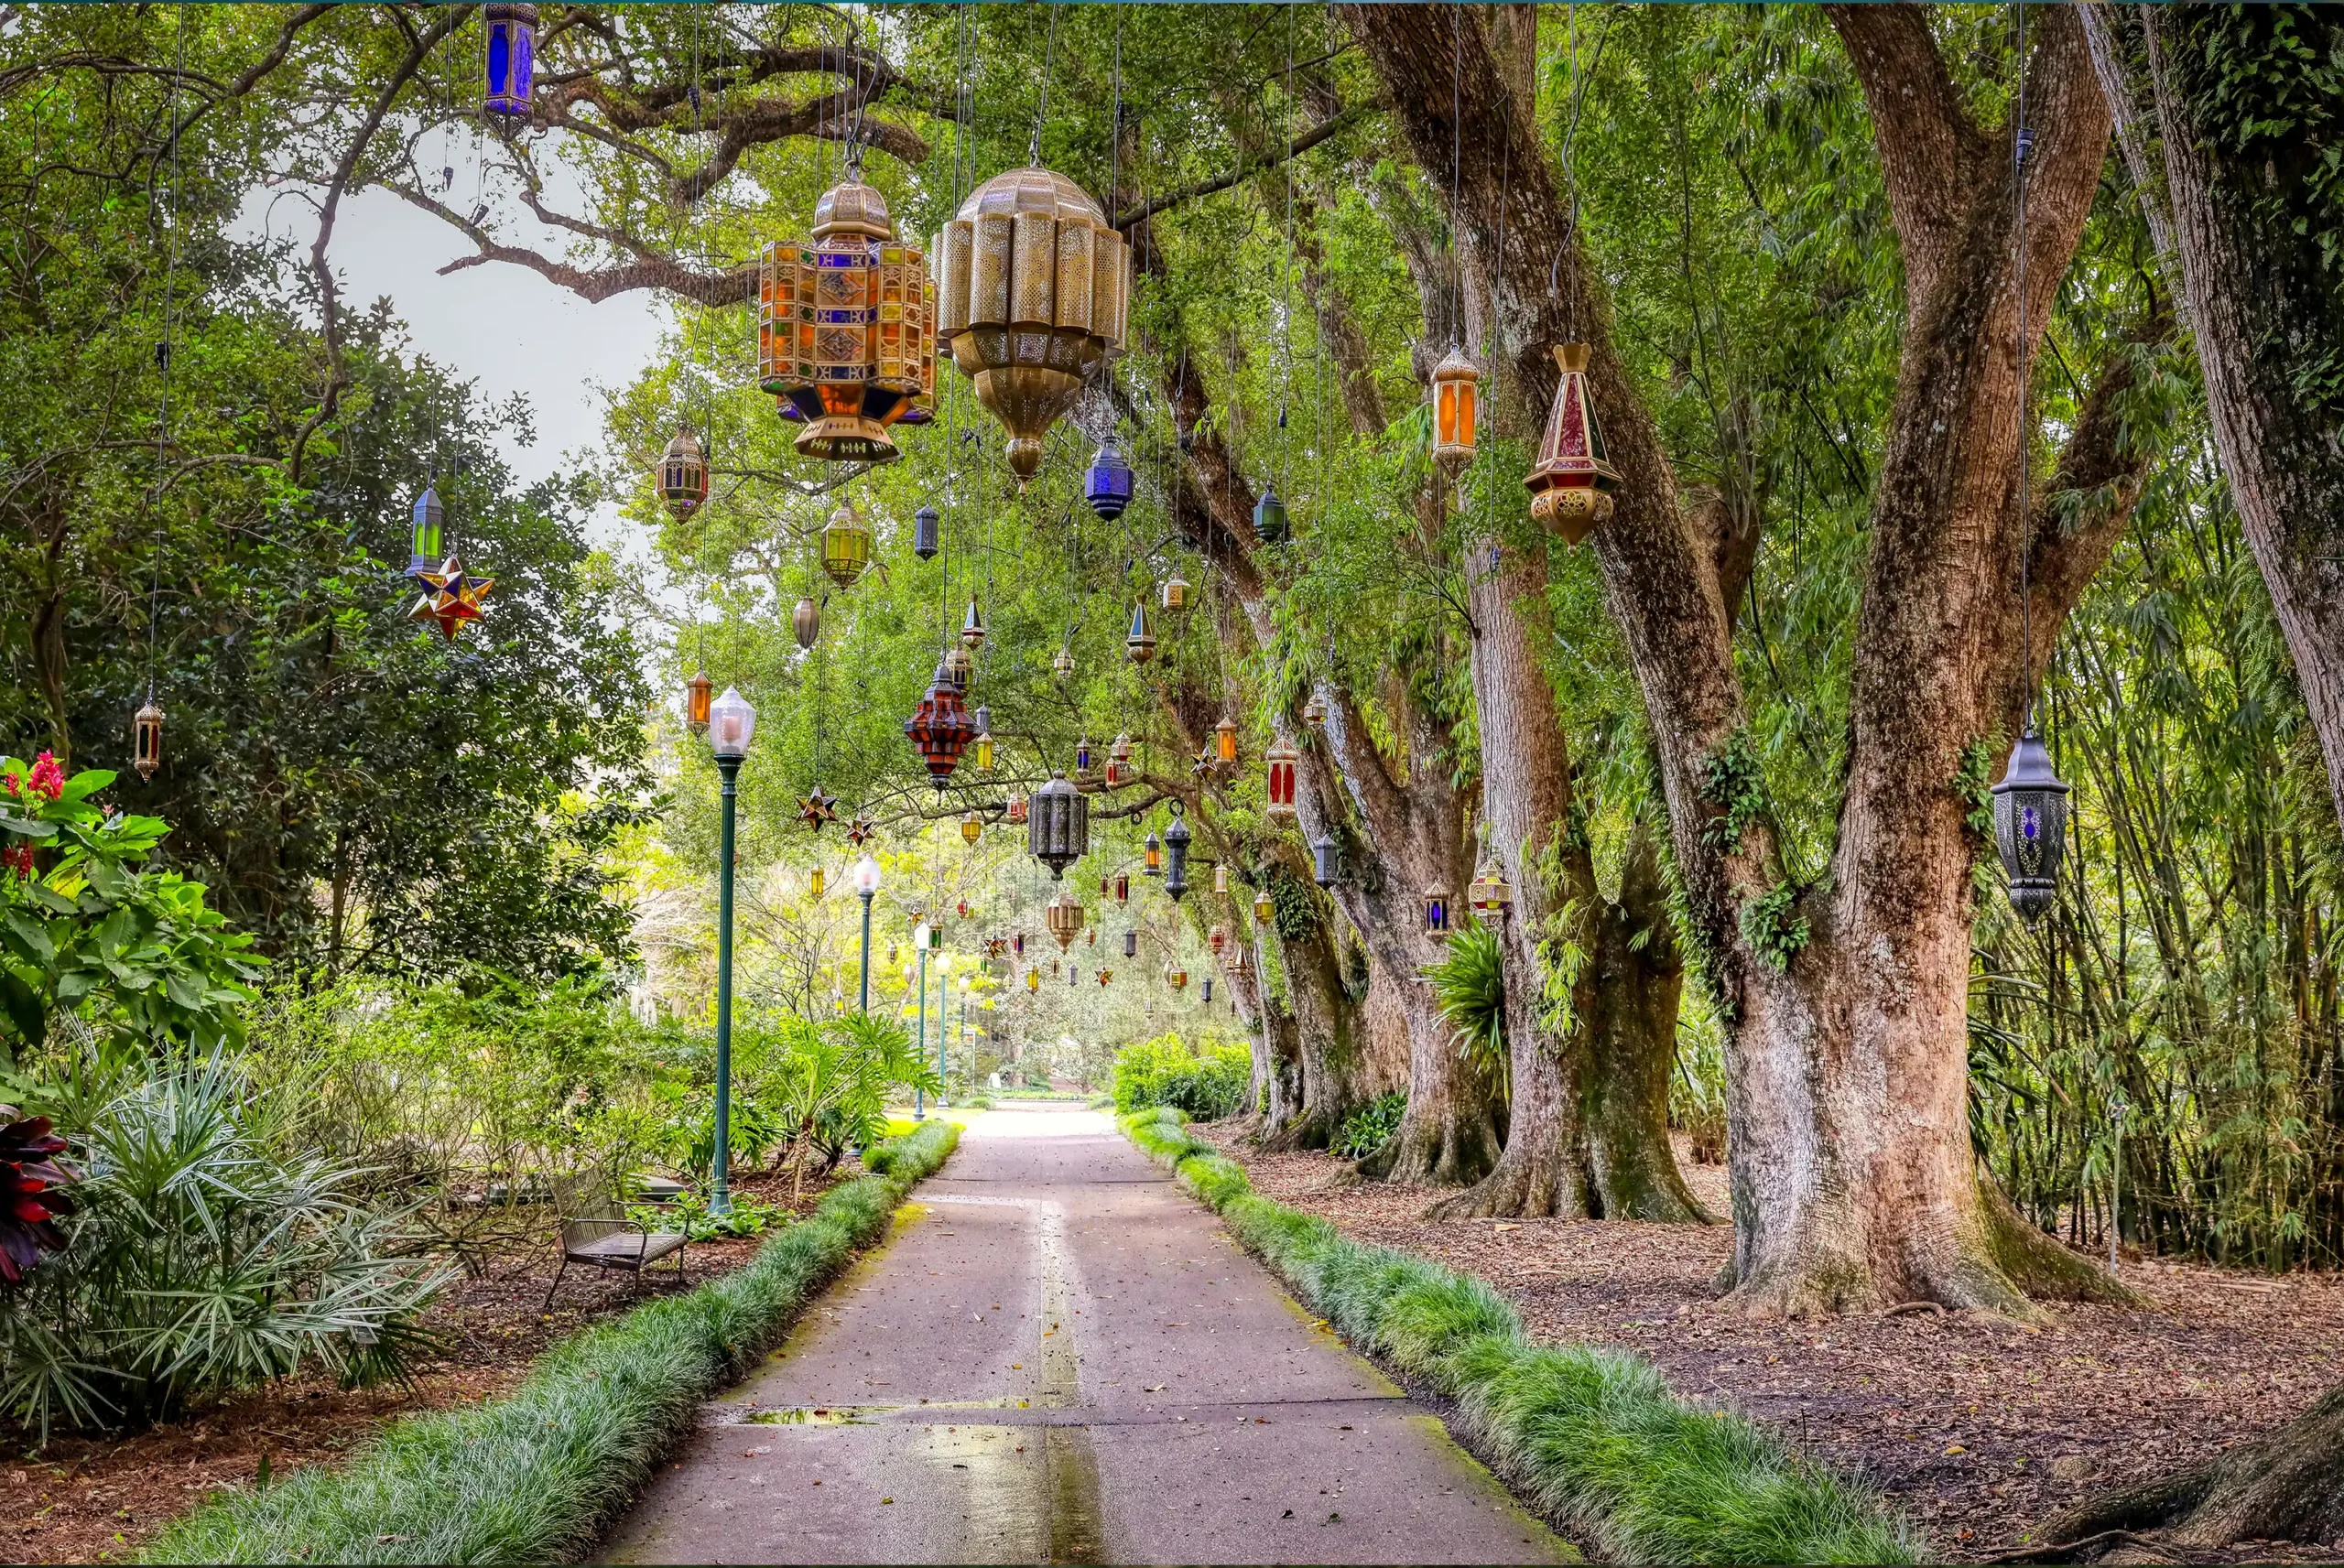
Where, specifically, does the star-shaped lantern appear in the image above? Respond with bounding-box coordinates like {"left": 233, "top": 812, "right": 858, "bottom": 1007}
{"left": 844, "top": 816, "right": 878, "bottom": 847}
{"left": 408, "top": 556, "right": 494, "bottom": 641}
{"left": 797, "top": 788, "right": 840, "bottom": 831}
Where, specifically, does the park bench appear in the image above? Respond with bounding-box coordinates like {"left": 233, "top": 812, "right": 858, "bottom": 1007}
{"left": 542, "top": 1184, "right": 688, "bottom": 1308}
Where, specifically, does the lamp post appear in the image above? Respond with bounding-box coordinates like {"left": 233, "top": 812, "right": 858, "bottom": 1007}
{"left": 956, "top": 975, "right": 972, "bottom": 1095}
{"left": 706, "top": 687, "right": 756, "bottom": 1217}
{"left": 913, "top": 921, "right": 932, "bottom": 1120}
{"left": 852, "top": 853, "right": 882, "bottom": 1012}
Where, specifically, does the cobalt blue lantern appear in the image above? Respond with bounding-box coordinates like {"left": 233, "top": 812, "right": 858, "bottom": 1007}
{"left": 483, "top": 4, "right": 537, "bottom": 119}
{"left": 1085, "top": 437, "right": 1134, "bottom": 521}
{"left": 1991, "top": 722, "right": 2069, "bottom": 925}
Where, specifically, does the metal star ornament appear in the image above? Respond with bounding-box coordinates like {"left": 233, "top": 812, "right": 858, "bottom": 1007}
{"left": 408, "top": 556, "right": 494, "bottom": 641}
{"left": 797, "top": 788, "right": 839, "bottom": 831}
{"left": 843, "top": 816, "right": 878, "bottom": 847}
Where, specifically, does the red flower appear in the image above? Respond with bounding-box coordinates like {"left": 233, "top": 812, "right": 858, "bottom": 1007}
{"left": 0, "top": 1116, "right": 77, "bottom": 1287}
{"left": 1, "top": 843, "right": 34, "bottom": 880}
{"left": 25, "top": 753, "right": 64, "bottom": 803}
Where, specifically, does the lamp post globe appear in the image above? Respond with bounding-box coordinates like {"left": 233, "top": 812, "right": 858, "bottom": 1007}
{"left": 852, "top": 854, "right": 882, "bottom": 1012}
{"left": 705, "top": 687, "right": 756, "bottom": 1218}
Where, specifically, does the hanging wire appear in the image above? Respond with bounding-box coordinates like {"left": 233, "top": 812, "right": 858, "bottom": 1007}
{"left": 1029, "top": 0, "right": 1060, "bottom": 167}
{"left": 145, "top": 4, "right": 191, "bottom": 710}
{"left": 1449, "top": 0, "right": 1463, "bottom": 350}
{"left": 1281, "top": 1, "right": 1297, "bottom": 510}
{"left": 2013, "top": 0, "right": 2035, "bottom": 709}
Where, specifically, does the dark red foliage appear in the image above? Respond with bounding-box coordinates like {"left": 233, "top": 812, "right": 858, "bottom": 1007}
{"left": 0, "top": 1114, "right": 78, "bottom": 1285}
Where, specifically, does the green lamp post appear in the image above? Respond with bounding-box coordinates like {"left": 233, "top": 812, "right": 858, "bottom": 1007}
{"left": 852, "top": 853, "right": 882, "bottom": 1011}
{"left": 912, "top": 920, "right": 932, "bottom": 1121}
{"left": 706, "top": 687, "right": 756, "bottom": 1217}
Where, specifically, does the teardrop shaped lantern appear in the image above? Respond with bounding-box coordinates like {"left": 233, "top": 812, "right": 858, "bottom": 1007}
{"left": 1264, "top": 739, "right": 1298, "bottom": 820}
{"left": 1253, "top": 486, "right": 1289, "bottom": 545}
{"left": 1160, "top": 573, "right": 1189, "bottom": 613}
{"left": 407, "top": 482, "right": 445, "bottom": 575}
{"left": 132, "top": 699, "right": 164, "bottom": 781}
{"left": 793, "top": 595, "right": 821, "bottom": 650}
{"left": 1125, "top": 600, "right": 1156, "bottom": 665}
{"left": 1431, "top": 348, "right": 1481, "bottom": 481}
{"left": 685, "top": 668, "right": 713, "bottom": 736}
{"left": 961, "top": 598, "right": 986, "bottom": 649}
{"left": 1525, "top": 343, "right": 1622, "bottom": 547}
{"left": 1053, "top": 645, "right": 1076, "bottom": 680}
{"left": 1991, "top": 724, "right": 2070, "bottom": 925}
{"left": 658, "top": 427, "right": 709, "bottom": 518}
{"left": 1045, "top": 890, "right": 1086, "bottom": 949}
{"left": 903, "top": 656, "right": 977, "bottom": 787}
{"left": 483, "top": 3, "right": 537, "bottom": 118}
{"left": 1164, "top": 806, "right": 1192, "bottom": 902}
{"left": 760, "top": 176, "right": 935, "bottom": 463}
{"left": 960, "top": 809, "right": 982, "bottom": 847}
{"left": 1028, "top": 770, "right": 1089, "bottom": 880}
{"left": 1085, "top": 437, "right": 1134, "bottom": 520}
{"left": 913, "top": 505, "right": 940, "bottom": 560}
{"left": 935, "top": 168, "right": 1130, "bottom": 486}
{"left": 821, "top": 504, "right": 873, "bottom": 589}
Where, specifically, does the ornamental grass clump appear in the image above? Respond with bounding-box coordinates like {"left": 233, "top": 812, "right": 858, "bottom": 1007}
{"left": 147, "top": 1118, "right": 959, "bottom": 1566}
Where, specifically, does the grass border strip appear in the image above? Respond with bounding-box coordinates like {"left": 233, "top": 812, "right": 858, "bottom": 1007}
{"left": 1119, "top": 1108, "right": 1918, "bottom": 1566}
{"left": 146, "top": 1119, "right": 961, "bottom": 1565}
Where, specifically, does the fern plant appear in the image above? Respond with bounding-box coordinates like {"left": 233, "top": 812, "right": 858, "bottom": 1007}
{"left": 1422, "top": 925, "right": 1508, "bottom": 1096}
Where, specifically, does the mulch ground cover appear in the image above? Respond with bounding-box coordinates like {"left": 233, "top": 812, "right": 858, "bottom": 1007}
{"left": 1190, "top": 1122, "right": 2344, "bottom": 1566}
{"left": 0, "top": 1165, "right": 846, "bottom": 1565}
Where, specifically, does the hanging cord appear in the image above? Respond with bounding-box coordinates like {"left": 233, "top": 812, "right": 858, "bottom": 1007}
{"left": 1281, "top": 1, "right": 1296, "bottom": 507}
{"left": 2013, "top": 0, "right": 2035, "bottom": 716}
{"left": 1030, "top": 0, "right": 1060, "bottom": 167}
{"left": 1449, "top": 0, "right": 1463, "bottom": 350}
{"left": 146, "top": 5, "right": 190, "bottom": 708}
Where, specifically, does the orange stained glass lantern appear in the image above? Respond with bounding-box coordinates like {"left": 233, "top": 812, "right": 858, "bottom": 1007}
{"left": 1165, "top": 962, "right": 1188, "bottom": 992}
{"left": 1214, "top": 714, "right": 1238, "bottom": 764}
{"left": 1525, "top": 343, "right": 1622, "bottom": 546}
{"left": 684, "top": 668, "right": 713, "bottom": 736}
{"left": 1143, "top": 831, "right": 1163, "bottom": 876}
{"left": 760, "top": 176, "right": 934, "bottom": 463}
{"left": 1264, "top": 739, "right": 1298, "bottom": 820}
{"left": 1431, "top": 348, "right": 1480, "bottom": 481}
{"left": 658, "top": 427, "right": 709, "bottom": 518}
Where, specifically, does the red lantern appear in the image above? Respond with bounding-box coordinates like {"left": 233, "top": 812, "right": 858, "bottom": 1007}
{"left": 1210, "top": 924, "right": 1228, "bottom": 956}
{"left": 1113, "top": 872, "right": 1130, "bottom": 903}
{"left": 1525, "top": 343, "right": 1622, "bottom": 546}
{"left": 1006, "top": 791, "right": 1029, "bottom": 825}
{"left": 903, "top": 657, "right": 977, "bottom": 787}
{"left": 1264, "top": 740, "right": 1298, "bottom": 819}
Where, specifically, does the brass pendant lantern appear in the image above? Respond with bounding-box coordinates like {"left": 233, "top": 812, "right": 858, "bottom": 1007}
{"left": 685, "top": 668, "right": 713, "bottom": 736}
{"left": 658, "top": 427, "right": 709, "bottom": 518}
{"left": 1431, "top": 348, "right": 1481, "bottom": 481}
{"left": 934, "top": 168, "right": 1131, "bottom": 486}
{"left": 808, "top": 865, "right": 826, "bottom": 899}
{"left": 1028, "top": 770, "right": 1089, "bottom": 879}
{"left": 1264, "top": 739, "right": 1298, "bottom": 819}
{"left": 1525, "top": 344, "right": 1622, "bottom": 546}
{"left": 760, "top": 176, "right": 935, "bottom": 463}
{"left": 132, "top": 698, "right": 164, "bottom": 781}
{"left": 944, "top": 643, "right": 974, "bottom": 689}
{"left": 903, "top": 655, "right": 978, "bottom": 787}
{"left": 1125, "top": 600, "right": 1156, "bottom": 665}
{"left": 1046, "top": 891, "right": 1085, "bottom": 949}
{"left": 793, "top": 595, "right": 821, "bottom": 649}
{"left": 960, "top": 809, "right": 983, "bottom": 847}
{"left": 1422, "top": 884, "right": 1451, "bottom": 936}
{"left": 1053, "top": 644, "right": 1077, "bottom": 680}
{"left": 1160, "top": 572, "right": 1190, "bottom": 613}
{"left": 1991, "top": 723, "right": 2070, "bottom": 925}
{"left": 821, "top": 503, "right": 874, "bottom": 589}
{"left": 961, "top": 597, "right": 986, "bottom": 649}
{"left": 1214, "top": 714, "right": 1238, "bottom": 765}
{"left": 1253, "top": 889, "right": 1275, "bottom": 925}
{"left": 1213, "top": 863, "right": 1230, "bottom": 896}
{"left": 1470, "top": 861, "right": 1514, "bottom": 920}
{"left": 1165, "top": 961, "right": 1189, "bottom": 992}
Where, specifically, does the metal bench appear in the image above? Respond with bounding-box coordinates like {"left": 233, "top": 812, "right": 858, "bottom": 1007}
{"left": 543, "top": 1206, "right": 688, "bottom": 1309}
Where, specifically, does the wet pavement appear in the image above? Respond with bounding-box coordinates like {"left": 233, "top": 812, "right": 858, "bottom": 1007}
{"left": 602, "top": 1102, "right": 1570, "bottom": 1565}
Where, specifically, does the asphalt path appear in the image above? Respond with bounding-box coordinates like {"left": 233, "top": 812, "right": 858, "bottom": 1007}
{"left": 602, "top": 1102, "right": 1570, "bottom": 1565}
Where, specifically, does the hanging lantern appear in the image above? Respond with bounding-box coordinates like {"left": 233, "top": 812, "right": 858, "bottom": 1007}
{"left": 1470, "top": 861, "right": 1514, "bottom": 920}
{"left": 1302, "top": 693, "right": 1328, "bottom": 731}
{"left": 1165, "top": 962, "right": 1188, "bottom": 992}
{"left": 1231, "top": 942, "right": 1253, "bottom": 978}
{"left": 1070, "top": 962, "right": 1080, "bottom": 987}
{"left": 1422, "top": 884, "right": 1451, "bottom": 936}
{"left": 1253, "top": 486, "right": 1289, "bottom": 545}
{"left": 1212, "top": 863, "right": 1230, "bottom": 896}
{"left": 408, "top": 556, "right": 494, "bottom": 641}
{"left": 1046, "top": 891, "right": 1085, "bottom": 948}
{"left": 1053, "top": 645, "right": 1076, "bottom": 680}
{"left": 914, "top": 505, "right": 940, "bottom": 560}
{"left": 1214, "top": 714, "right": 1238, "bottom": 765}
{"left": 1142, "top": 831, "right": 1163, "bottom": 877}
{"left": 759, "top": 176, "right": 935, "bottom": 462}
{"left": 1006, "top": 790, "right": 1029, "bottom": 826}
{"left": 1310, "top": 834, "right": 1341, "bottom": 888}
{"left": 1026, "top": 967, "right": 1040, "bottom": 993}
{"left": 820, "top": 504, "right": 873, "bottom": 589}
{"left": 1253, "top": 889, "right": 1275, "bottom": 924}
{"left": 792, "top": 595, "right": 820, "bottom": 650}
{"left": 1430, "top": 348, "right": 1481, "bottom": 481}
{"left": 1210, "top": 924, "right": 1228, "bottom": 957}
{"left": 944, "top": 643, "right": 974, "bottom": 689}
{"left": 132, "top": 699, "right": 164, "bottom": 781}
{"left": 482, "top": 3, "right": 537, "bottom": 118}
{"left": 1125, "top": 600, "right": 1156, "bottom": 665}
{"left": 1096, "top": 968, "right": 1112, "bottom": 988}
{"left": 1104, "top": 732, "right": 1133, "bottom": 790}
{"left": 1264, "top": 740, "right": 1298, "bottom": 819}
{"left": 903, "top": 656, "right": 978, "bottom": 787}
{"left": 809, "top": 865, "right": 827, "bottom": 899}
{"left": 934, "top": 168, "right": 1130, "bottom": 486}
{"left": 1012, "top": 932, "right": 1026, "bottom": 957}
{"left": 960, "top": 810, "right": 982, "bottom": 847}
{"left": 658, "top": 427, "right": 709, "bottom": 518}
{"left": 1052, "top": 957, "right": 1062, "bottom": 977}
{"left": 1113, "top": 872, "right": 1129, "bottom": 903}
{"left": 1161, "top": 573, "right": 1190, "bottom": 613}
{"left": 961, "top": 598, "right": 986, "bottom": 649}
{"left": 407, "top": 482, "right": 444, "bottom": 576}
{"left": 1164, "top": 806, "right": 1192, "bottom": 902}
{"left": 1085, "top": 437, "right": 1134, "bottom": 520}
{"left": 957, "top": 898, "right": 971, "bottom": 920}
{"left": 1089, "top": 927, "right": 1097, "bottom": 946}
{"left": 1073, "top": 737, "right": 1094, "bottom": 774}
{"left": 1991, "top": 724, "right": 2070, "bottom": 925}
{"left": 1028, "top": 771, "right": 1089, "bottom": 880}
{"left": 1123, "top": 929, "right": 1138, "bottom": 959}
{"left": 1202, "top": 977, "right": 1215, "bottom": 1004}
{"left": 974, "top": 736, "right": 994, "bottom": 773}
{"left": 1525, "top": 343, "right": 1622, "bottom": 547}
{"left": 685, "top": 668, "right": 713, "bottom": 736}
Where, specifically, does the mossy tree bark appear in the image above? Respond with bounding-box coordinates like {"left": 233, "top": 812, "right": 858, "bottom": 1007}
{"left": 1353, "top": 3, "right": 2155, "bottom": 1309}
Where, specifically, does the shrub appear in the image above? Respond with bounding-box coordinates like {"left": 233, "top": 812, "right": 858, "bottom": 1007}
{"left": 1335, "top": 1091, "right": 1406, "bottom": 1157}
{"left": 1111, "top": 1032, "right": 1251, "bottom": 1120}
{"left": 147, "top": 1119, "right": 960, "bottom": 1565}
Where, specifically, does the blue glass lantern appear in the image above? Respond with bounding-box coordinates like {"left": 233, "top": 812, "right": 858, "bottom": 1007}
{"left": 483, "top": 4, "right": 537, "bottom": 119}
{"left": 1991, "top": 723, "right": 2069, "bottom": 925}
{"left": 1085, "top": 437, "right": 1134, "bottom": 521}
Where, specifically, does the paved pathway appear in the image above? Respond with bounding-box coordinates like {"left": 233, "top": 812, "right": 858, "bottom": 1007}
{"left": 603, "top": 1103, "right": 1569, "bottom": 1565}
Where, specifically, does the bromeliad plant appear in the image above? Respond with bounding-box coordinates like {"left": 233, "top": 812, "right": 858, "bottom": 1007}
{"left": 0, "top": 755, "right": 261, "bottom": 1067}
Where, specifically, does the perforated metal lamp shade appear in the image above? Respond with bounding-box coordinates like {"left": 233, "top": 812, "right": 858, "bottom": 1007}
{"left": 1164, "top": 809, "right": 1192, "bottom": 902}
{"left": 759, "top": 178, "right": 935, "bottom": 461}
{"left": 1027, "top": 771, "right": 1088, "bottom": 879}
{"left": 1991, "top": 724, "right": 2069, "bottom": 924}
{"left": 709, "top": 687, "right": 757, "bottom": 759}
{"left": 913, "top": 505, "right": 940, "bottom": 560}
{"left": 482, "top": 3, "right": 537, "bottom": 117}
{"left": 658, "top": 428, "right": 709, "bottom": 518}
{"left": 1085, "top": 438, "right": 1134, "bottom": 520}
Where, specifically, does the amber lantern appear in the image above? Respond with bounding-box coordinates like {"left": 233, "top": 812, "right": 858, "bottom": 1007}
{"left": 793, "top": 595, "right": 820, "bottom": 649}
{"left": 1253, "top": 888, "right": 1275, "bottom": 925}
{"left": 821, "top": 504, "right": 873, "bottom": 589}
{"left": 961, "top": 598, "right": 986, "bottom": 649}
{"left": 809, "top": 865, "right": 827, "bottom": 899}
{"left": 1431, "top": 348, "right": 1480, "bottom": 481}
{"left": 658, "top": 427, "right": 709, "bottom": 518}
{"left": 1165, "top": 962, "right": 1189, "bottom": 992}
{"left": 934, "top": 168, "right": 1130, "bottom": 485}
{"left": 903, "top": 656, "right": 978, "bottom": 787}
{"left": 1302, "top": 693, "right": 1328, "bottom": 730}
{"left": 1046, "top": 891, "right": 1085, "bottom": 949}
{"left": 1264, "top": 739, "right": 1298, "bottom": 820}
{"left": 1214, "top": 714, "right": 1238, "bottom": 765}
{"left": 1421, "top": 884, "right": 1451, "bottom": 936}
{"left": 1210, "top": 924, "right": 1228, "bottom": 957}
{"left": 1161, "top": 573, "right": 1189, "bottom": 612}
{"left": 760, "top": 176, "right": 935, "bottom": 462}
{"left": 132, "top": 699, "right": 164, "bottom": 781}
{"left": 960, "top": 810, "right": 982, "bottom": 847}
{"left": 1470, "top": 860, "right": 1514, "bottom": 920}
{"left": 685, "top": 668, "right": 713, "bottom": 736}
{"left": 1113, "top": 871, "right": 1130, "bottom": 904}
{"left": 1142, "top": 830, "right": 1163, "bottom": 877}
{"left": 1125, "top": 600, "right": 1156, "bottom": 665}
{"left": 1525, "top": 343, "right": 1622, "bottom": 546}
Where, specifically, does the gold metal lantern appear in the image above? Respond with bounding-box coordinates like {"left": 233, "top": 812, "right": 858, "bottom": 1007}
{"left": 960, "top": 809, "right": 982, "bottom": 847}
{"left": 1160, "top": 572, "right": 1189, "bottom": 612}
{"left": 1525, "top": 343, "right": 1622, "bottom": 546}
{"left": 933, "top": 168, "right": 1131, "bottom": 486}
{"left": 1431, "top": 348, "right": 1480, "bottom": 481}
{"left": 760, "top": 177, "right": 935, "bottom": 463}
{"left": 133, "top": 699, "right": 164, "bottom": 781}
{"left": 821, "top": 504, "right": 873, "bottom": 589}
{"left": 1046, "top": 891, "right": 1085, "bottom": 950}
{"left": 658, "top": 427, "right": 709, "bottom": 518}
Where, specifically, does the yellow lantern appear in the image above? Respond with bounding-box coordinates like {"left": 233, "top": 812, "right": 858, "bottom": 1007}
{"left": 821, "top": 503, "right": 873, "bottom": 589}
{"left": 1253, "top": 889, "right": 1274, "bottom": 924}
{"left": 1026, "top": 967, "right": 1039, "bottom": 993}
{"left": 760, "top": 177, "right": 935, "bottom": 463}
{"left": 1525, "top": 343, "right": 1622, "bottom": 546}
{"left": 1161, "top": 573, "right": 1189, "bottom": 612}
{"left": 808, "top": 865, "right": 826, "bottom": 899}
{"left": 960, "top": 809, "right": 982, "bottom": 847}
{"left": 975, "top": 734, "right": 994, "bottom": 773}
{"left": 1431, "top": 348, "right": 1480, "bottom": 481}
{"left": 1165, "top": 962, "right": 1188, "bottom": 992}
{"left": 1214, "top": 714, "right": 1238, "bottom": 764}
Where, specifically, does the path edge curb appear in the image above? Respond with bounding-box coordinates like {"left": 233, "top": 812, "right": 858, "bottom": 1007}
{"left": 1118, "top": 1106, "right": 1922, "bottom": 1566}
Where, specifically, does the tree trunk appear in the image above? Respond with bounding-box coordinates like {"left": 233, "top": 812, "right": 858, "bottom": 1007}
{"left": 1583, "top": 822, "right": 1709, "bottom": 1221}
{"left": 1260, "top": 864, "right": 1393, "bottom": 1151}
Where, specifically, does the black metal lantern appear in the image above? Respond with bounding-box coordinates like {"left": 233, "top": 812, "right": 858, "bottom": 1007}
{"left": 913, "top": 505, "right": 940, "bottom": 560}
{"left": 1201, "top": 977, "right": 1215, "bottom": 1004}
{"left": 1991, "top": 723, "right": 2069, "bottom": 924}
{"left": 1028, "top": 769, "right": 1089, "bottom": 880}
{"left": 1123, "top": 929, "right": 1137, "bottom": 958}
{"left": 1253, "top": 486, "right": 1288, "bottom": 545}
{"left": 1311, "top": 834, "right": 1342, "bottom": 888}
{"left": 1164, "top": 805, "right": 1192, "bottom": 902}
